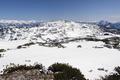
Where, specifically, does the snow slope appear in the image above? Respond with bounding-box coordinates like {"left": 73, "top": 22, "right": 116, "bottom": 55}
{"left": 0, "top": 40, "right": 120, "bottom": 80}
{"left": 0, "top": 20, "right": 120, "bottom": 80}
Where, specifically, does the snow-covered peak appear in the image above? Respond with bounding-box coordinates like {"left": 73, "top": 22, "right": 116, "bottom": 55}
{"left": 0, "top": 20, "right": 120, "bottom": 80}
{"left": 0, "top": 20, "right": 119, "bottom": 42}
{"left": 0, "top": 20, "right": 36, "bottom": 24}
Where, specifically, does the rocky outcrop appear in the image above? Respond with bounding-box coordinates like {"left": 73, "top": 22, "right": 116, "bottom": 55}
{"left": 0, "top": 64, "right": 54, "bottom": 80}
{"left": 0, "top": 69, "right": 54, "bottom": 80}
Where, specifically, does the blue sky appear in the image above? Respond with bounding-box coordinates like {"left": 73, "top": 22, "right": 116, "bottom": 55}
{"left": 0, "top": 0, "right": 120, "bottom": 22}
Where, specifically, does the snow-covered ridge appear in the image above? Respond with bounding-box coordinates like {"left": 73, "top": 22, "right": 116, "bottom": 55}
{"left": 0, "top": 20, "right": 108, "bottom": 41}
{"left": 0, "top": 20, "right": 36, "bottom": 24}
{"left": 0, "top": 20, "right": 120, "bottom": 80}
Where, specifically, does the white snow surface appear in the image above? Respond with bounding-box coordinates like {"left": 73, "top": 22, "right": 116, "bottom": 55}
{"left": 0, "top": 20, "right": 120, "bottom": 80}
{"left": 0, "top": 40, "right": 120, "bottom": 80}
{"left": 0, "top": 20, "right": 112, "bottom": 41}
{"left": 0, "top": 20, "right": 36, "bottom": 24}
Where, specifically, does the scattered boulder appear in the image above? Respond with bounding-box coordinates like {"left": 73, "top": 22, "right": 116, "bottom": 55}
{"left": 77, "top": 45, "right": 82, "bottom": 48}
{"left": 97, "top": 68, "right": 108, "bottom": 72}
{"left": 93, "top": 46, "right": 103, "bottom": 49}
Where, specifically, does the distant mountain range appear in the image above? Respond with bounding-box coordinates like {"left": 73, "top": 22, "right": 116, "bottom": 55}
{"left": 0, "top": 20, "right": 120, "bottom": 80}
{"left": 0, "top": 20, "right": 119, "bottom": 41}
{"left": 0, "top": 19, "right": 120, "bottom": 29}
{"left": 97, "top": 20, "right": 120, "bottom": 34}
{"left": 97, "top": 20, "right": 120, "bottom": 29}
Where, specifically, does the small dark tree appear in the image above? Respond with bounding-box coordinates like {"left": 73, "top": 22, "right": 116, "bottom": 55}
{"left": 0, "top": 49, "right": 6, "bottom": 52}
{"left": 102, "top": 67, "right": 120, "bottom": 80}
{"left": 48, "top": 63, "right": 86, "bottom": 80}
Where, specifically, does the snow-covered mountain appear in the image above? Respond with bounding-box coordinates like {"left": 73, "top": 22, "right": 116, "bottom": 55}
{"left": 98, "top": 20, "right": 120, "bottom": 29}
{"left": 0, "top": 20, "right": 118, "bottom": 42}
{"left": 0, "top": 20, "right": 120, "bottom": 80}
{"left": 97, "top": 20, "right": 120, "bottom": 34}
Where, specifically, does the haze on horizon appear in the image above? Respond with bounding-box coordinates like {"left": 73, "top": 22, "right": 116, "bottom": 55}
{"left": 0, "top": 0, "right": 120, "bottom": 22}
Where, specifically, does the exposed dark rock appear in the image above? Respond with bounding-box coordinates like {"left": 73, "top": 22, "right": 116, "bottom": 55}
{"left": 104, "top": 44, "right": 113, "bottom": 49}
{"left": 97, "top": 68, "right": 108, "bottom": 72}
{"left": 77, "top": 45, "right": 82, "bottom": 48}
{"left": 0, "top": 49, "right": 6, "bottom": 53}
{"left": 102, "top": 66, "right": 120, "bottom": 80}
{"left": 93, "top": 46, "right": 103, "bottom": 49}
{"left": 0, "top": 64, "right": 54, "bottom": 80}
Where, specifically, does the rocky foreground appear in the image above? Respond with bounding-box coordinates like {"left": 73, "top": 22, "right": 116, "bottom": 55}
{"left": 0, "top": 64, "right": 54, "bottom": 80}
